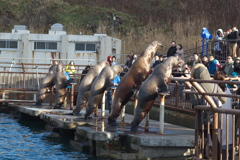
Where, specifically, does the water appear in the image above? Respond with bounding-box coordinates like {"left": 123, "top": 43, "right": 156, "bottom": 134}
{"left": 0, "top": 113, "right": 90, "bottom": 160}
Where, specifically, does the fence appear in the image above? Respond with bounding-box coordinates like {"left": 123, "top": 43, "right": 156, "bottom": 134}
{"left": 170, "top": 77, "right": 240, "bottom": 160}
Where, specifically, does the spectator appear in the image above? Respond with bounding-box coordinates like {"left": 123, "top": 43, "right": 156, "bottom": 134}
{"left": 213, "top": 29, "right": 224, "bottom": 60}
{"left": 167, "top": 41, "right": 177, "bottom": 57}
{"left": 189, "top": 63, "right": 226, "bottom": 159}
{"left": 233, "top": 57, "right": 240, "bottom": 74}
{"left": 80, "top": 65, "right": 91, "bottom": 82}
{"left": 66, "top": 61, "right": 76, "bottom": 74}
{"left": 112, "top": 56, "right": 117, "bottom": 66}
{"left": 208, "top": 55, "right": 221, "bottom": 75}
{"left": 213, "top": 70, "right": 233, "bottom": 160}
{"left": 201, "top": 55, "right": 209, "bottom": 68}
{"left": 124, "top": 55, "right": 132, "bottom": 71}
{"left": 227, "top": 26, "right": 238, "bottom": 58}
{"left": 107, "top": 74, "right": 121, "bottom": 113}
{"left": 107, "top": 56, "right": 112, "bottom": 66}
{"left": 222, "top": 56, "right": 234, "bottom": 76}
{"left": 63, "top": 67, "right": 70, "bottom": 80}
{"left": 175, "top": 44, "right": 184, "bottom": 60}
{"left": 187, "top": 53, "right": 201, "bottom": 69}
{"left": 152, "top": 54, "right": 163, "bottom": 68}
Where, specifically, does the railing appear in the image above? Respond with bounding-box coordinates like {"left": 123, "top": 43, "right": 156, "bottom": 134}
{"left": 0, "top": 61, "right": 94, "bottom": 74}
{"left": 170, "top": 77, "right": 240, "bottom": 160}
{"left": 184, "top": 39, "right": 240, "bottom": 63}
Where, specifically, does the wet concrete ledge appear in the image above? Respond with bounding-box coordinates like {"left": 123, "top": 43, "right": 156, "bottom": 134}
{"left": 12, "top": 104, "right": 195, "bottom": 160}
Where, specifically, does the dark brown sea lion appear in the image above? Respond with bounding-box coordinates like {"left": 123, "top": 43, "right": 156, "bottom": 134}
{"left": 35, "top": 64, "right": 69, "bottom": 109}
{"left": 130, "top": 56, "right": 184, "bottom": 133}
{"left": 85, "top": 65, "right": 123, "bottom": 118}
{"left": 53, "top": 64, "right": 69, "bottom": 109}
{"left": 108, "top": 41, "right": 163, "bottom": 125}
{"left": 73, "top": 60, "right": 109, "bottom": 115}
{"left": 35, "top": 65, "right": 56, "bottom": 106}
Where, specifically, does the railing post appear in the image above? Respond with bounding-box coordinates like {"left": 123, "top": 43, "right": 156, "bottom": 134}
{"left": 70, "top": 83, "right": 76, "bottom": 110}
{"left": 195, "top": 110, "right": 199, "bottom": 158}
{"left": 145, "top": 113, "right": 149, "bottom": 132}
{"left": 175, "top": 83, "right": 179, "bottom": 108}
{"left": 159, "top": 95, "right": 166, "bottom": 135}
{"left": 2, "top": 91, "right": 5, "bottom": 105}
{"left": 101, "top": 92, "right": 105, "bottom": 118}
{"left": 63, "top": 95, "right": 67, "bottom": 109}
{"left": 133, "top": 98, "right": 138, "bottom": 116}
{"left": 212, "top": 112, "right": 219, "bottom": 160}
{"left": 50, "top": 88, "right": 53, "bottom": 107}
{"left": 36, "top": 66, "right": 40, "bottom": 90}
{"left": 121, "top": 105, "right": 125, "bottom": 123}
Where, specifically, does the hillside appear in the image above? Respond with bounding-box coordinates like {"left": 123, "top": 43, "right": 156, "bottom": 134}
{"left": 0, "top": 0, "right": 239, "bottom": 55}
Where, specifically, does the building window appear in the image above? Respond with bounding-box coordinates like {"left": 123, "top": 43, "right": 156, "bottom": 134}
{"left": 75, "top": 43, "right": 96, "bottom": 52}
{"left": 34, "top": 42, "right": 57, "bottom": 50}
{"left": 0, "top": 40, "right": 18, "bottom": 49}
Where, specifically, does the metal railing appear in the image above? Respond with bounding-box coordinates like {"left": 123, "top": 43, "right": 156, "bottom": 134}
{"left": 170, "top": 77, "right": 240, "bottom": 160}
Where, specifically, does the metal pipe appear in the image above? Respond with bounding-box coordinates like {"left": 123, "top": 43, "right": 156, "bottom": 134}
{"left": 50, "top": 88, "right": 53, "bottom": 107}
{"left": 195, "top": 110, "right": 199, "bottom": 157}
{"left": 183, "top": 90, "right": 240, "bottom": 99}
{"left": 9, "top": 59, "right": 15, "bottom": 72}
{"left": 194, "top": 105, "right": 240, "bottom": 115}
{"left": 170, "top": 77, "right": 240, "bottom": 85}
{"left": 226, "top": 114, "right": 228, "bottom": 160}
{"left": 232, "top": 106, "right": 236, "bottom": 160}
{"left": 0, "top": 57, "right": 95, "bottom": 62}
{"left": 101, "top": 92, "right": 105, "bottom": 118}
{"left": 70, "top": 83, "right": 76, "bottom": 110}
{"left": 133, "top": 98, "right": 138, "bottom": 116}
{"left": 145, "top": 113, "right": 149, "bottom": 132}
{"left": 36, "top": 66, "right": 40, "bottom": 90}
{"left": 63, "top": 96, "right": 67, "bottom": 109}
{"left": 212, "top": 112, "right": 219, "bottom": 160}
{"left": 159, "top": 95, "right": 165, "bottom": 135}
{"left": 121, "top": 106, "right": 125, "bottom": 123}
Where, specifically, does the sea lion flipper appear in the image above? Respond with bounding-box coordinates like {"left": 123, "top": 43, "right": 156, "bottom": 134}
{"left": 158, "top": 79, "right": 170, "bottom": 95}
{"left": 106, "top": 81, "right": 114, "bottom": 90}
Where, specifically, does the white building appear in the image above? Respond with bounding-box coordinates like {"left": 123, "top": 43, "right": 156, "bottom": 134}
{"left": 0, "top": 24, "right": 121, "bottom": 72}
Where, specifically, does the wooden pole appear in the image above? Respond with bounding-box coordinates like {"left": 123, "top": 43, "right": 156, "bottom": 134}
{"left": 70, "top": 83, "right": 76, "bottom": 110}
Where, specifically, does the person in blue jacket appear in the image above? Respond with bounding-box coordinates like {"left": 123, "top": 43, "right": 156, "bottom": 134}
{"left": 208, "top": 55, "right": 221, "bottom": 75}
{"left": 107, "top": 75, "right": 121, "bottom": 113}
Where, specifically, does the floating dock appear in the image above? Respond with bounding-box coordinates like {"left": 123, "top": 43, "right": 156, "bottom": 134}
{"left": 11, "top": 104, "right": 195, "bottom": 159}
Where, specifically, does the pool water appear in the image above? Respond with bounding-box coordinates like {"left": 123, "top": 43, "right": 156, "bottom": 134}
{"left": 0, "top": 113, "right": 89, "bottom": 160}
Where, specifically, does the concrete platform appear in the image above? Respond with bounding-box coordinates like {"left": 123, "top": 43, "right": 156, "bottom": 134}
{"left": 12, "top": 104, "right": 195, "bottom": 159}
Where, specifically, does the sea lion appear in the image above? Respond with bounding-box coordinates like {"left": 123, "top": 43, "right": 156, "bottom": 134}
{"left": 35, "top": 65, "right": 56, "bottom": 106}
{"left": 130, "top": 56, "right": 184, "bottom": 133}
{"left": 73, "top": 60, "right": 109, "bottom": 115}
{"left": 85, "top": 65, "right": 123, "bottom": 118}
{"left": 108, "top": 41, "right": 163, "bottom": 125}
{"left": 53, "top": 64, "right": 69, "bottom": 109}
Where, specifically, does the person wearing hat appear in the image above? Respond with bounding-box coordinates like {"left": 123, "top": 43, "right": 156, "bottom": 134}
{"left": 233, "top": 57, "right": 240, "bottom": 74}
{"left": 213, "top": 29, "right": 224, "bottom": 60}
{"left": 222, "top": 56, "right": 234, "bottom": 76}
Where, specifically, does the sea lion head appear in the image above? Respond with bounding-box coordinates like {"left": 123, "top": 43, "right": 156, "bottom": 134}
{"left": 112, "top": 65, "right": 123, "bottom": 75}
{"left": 142, "top": 41, "right": 163, "bottom": 58}
{"left": 98, "top": 60, "right": 110, "bottom": 68}
{"left": 164, "top": 56, "right": 185, "bottom": 69}
{"left": 56, "top": 64, "right": 64, "bottom": 72}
